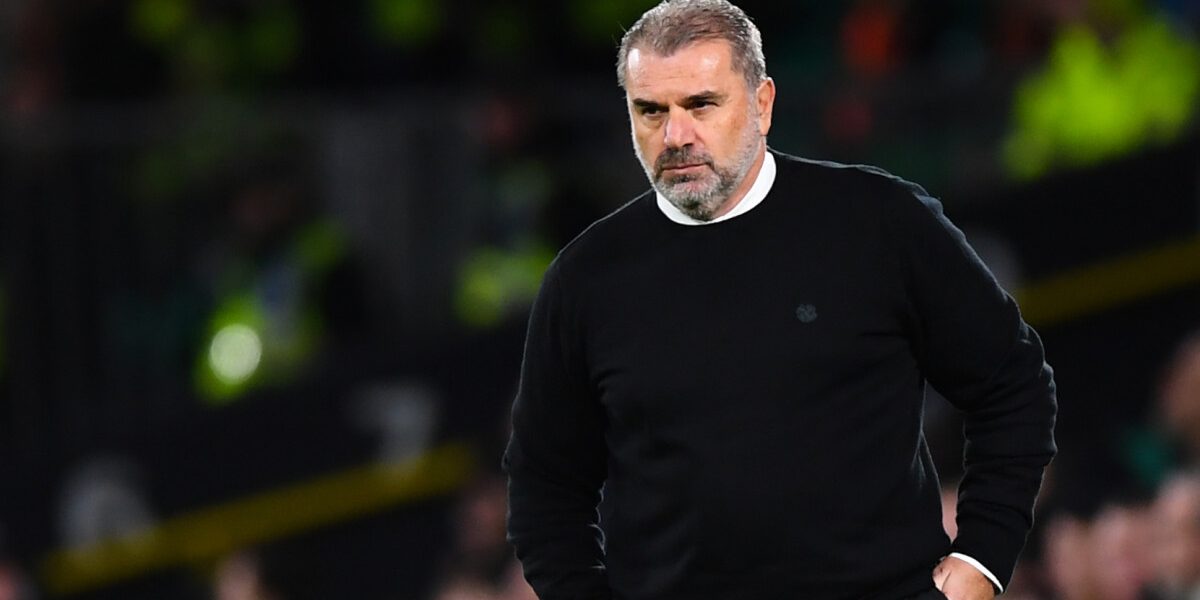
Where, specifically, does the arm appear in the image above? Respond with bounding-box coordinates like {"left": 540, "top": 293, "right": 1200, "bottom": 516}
{"left": 502, "top": 262, "right": 611, "bottom": 600}
{"left": 888, "top": 187, "right": 1058, "bottom": 591}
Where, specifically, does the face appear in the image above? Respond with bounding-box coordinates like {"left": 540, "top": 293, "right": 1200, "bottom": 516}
{"left": 624, "top": 40, "right": 775, "bottom": 221}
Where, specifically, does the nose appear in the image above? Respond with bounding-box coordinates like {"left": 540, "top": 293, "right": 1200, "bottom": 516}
{"left": 663, "top": 106, "right": 697, "bottom": 149}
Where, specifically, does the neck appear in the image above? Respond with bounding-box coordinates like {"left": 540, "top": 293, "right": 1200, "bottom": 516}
{"left": 709, "top": 143, "right": 767, "bottom": 220}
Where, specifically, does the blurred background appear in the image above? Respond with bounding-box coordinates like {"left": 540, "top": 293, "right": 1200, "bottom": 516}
{"left": 0, "top": 0, "right": 1198, "bottom": 598}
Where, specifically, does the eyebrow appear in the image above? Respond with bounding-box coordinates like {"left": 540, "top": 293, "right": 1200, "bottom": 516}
{"left": 632, "top": 98, "right": 664, "bottom": 111}
{"left": 682, "top": 91, "right": 725, "bottom": 107}
{"left": 631, "top": 91, "right": 727, "bottom": 112}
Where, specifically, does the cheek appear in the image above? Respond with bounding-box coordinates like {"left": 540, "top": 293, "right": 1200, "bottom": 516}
{"left": 634, "top": 128, "right": 661, "bottom": 159}
{"left": 703, "top": 125, "right": 738, "bottom": 160}
{"left": 715, "top": 110, "right": 749, "bottom": 143}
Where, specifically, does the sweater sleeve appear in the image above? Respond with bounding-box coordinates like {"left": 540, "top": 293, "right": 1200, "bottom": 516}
{"left": 887, "top": 186, "right": 1058, "bottom": 590}
{"left": 502, "top": 261, "right": 611, "bottom": 600}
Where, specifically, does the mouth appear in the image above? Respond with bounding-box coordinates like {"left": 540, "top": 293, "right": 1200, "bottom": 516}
{"left": 660, "top": 163, "right": 709, "bottom": 175}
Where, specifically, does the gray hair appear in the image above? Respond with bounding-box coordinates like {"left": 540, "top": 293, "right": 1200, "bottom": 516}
{"left": 617, "top": 0, "right": 766, "bottom": 90}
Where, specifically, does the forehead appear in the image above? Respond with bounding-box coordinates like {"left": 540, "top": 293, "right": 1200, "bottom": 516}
{"left": 625, "top": 40, "right": 743, "bottom": 99}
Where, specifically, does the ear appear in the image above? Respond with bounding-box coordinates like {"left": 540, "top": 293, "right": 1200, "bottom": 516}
{"left": 755, "top": 77, "right": 776, "bottom": 136}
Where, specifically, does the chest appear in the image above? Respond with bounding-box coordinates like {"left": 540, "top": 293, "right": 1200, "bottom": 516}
{"left": 579, "top": 228, "right": 912, "bottom": 428}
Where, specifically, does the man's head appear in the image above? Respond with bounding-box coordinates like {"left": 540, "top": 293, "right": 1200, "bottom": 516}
{"left": 618, "top": 0, "right": 775, "bottom": 222}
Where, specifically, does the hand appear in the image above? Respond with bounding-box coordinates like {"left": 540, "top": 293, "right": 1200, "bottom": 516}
{"left": 932, "top": 556, "right": 996, "bottom": 600}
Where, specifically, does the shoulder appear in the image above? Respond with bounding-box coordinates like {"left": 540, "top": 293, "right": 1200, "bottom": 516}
{"left": 771, "top": 149, "right": 932, "bottom": 205}
{"left": 766, "top": 149, "right": 943, "bottom": 237}
{"left": 551, "top": 189, "right": 658, "bottom": 279}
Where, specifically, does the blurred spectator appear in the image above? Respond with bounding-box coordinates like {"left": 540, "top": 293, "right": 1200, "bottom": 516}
{"left": 1045, "top": 514, "right": 1101, "bottom": 600}
{"left": 193, "top": 148, "right": 371, "bottom": 405}
{"left": 437, "top": 474, "right": 509, "bottom": 584}
{"left": 0, "top": 536, "right": 35, "bottom": 600}
{"left": 214, "top": 551, "right": 278, "bottom": 600}
{"left": 1092, "top": 504, "right": 1156, "bottom": 600}
{"left": 428, "top": 474, "right": 534, "bottom": 600}
{"left": 1150, "top": 473, "right": 1200, "bottom": 600}
{"left": 840, "top": 0, "right": 903, "bottom": 79}
{"left": 428, "top": 562, "right": 535, "bottom": 600}
{"left": 1160, "top": 333, "right": 1200, "bottom": 463}
{"left": 1041, "top": 503, "right": 1160, "bottom": 600}
{"left": 4, "top": 1, "right": 61, "bottom": 120}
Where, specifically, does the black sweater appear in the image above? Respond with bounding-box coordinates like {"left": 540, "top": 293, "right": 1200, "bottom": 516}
{"left": 504, "top": 151, "right": 1057, "bottom": 600}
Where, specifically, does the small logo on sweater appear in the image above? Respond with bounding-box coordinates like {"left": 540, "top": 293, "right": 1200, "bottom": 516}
{"left": 795, "top": 304, "right": 818, "bottom": 323}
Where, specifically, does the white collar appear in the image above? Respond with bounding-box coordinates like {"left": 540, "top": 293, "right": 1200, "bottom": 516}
{"left": 655, "top": 151, "right": 776, "bottom": 226}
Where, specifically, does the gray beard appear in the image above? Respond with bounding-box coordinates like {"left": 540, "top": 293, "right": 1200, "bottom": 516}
{"left": 636, "top": 120, "right": 763, "bottom": 222}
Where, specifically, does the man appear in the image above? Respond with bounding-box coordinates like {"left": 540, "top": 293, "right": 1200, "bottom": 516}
{"left": 503, "top": 1, "right": 1057, "bottom": 599}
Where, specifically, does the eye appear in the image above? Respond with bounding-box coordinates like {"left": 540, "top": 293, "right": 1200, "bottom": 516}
{"left": 639, "top": 107, "right": 666, "bottom": 121}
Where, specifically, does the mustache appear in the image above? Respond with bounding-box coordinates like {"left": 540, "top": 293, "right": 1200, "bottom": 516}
{"left": 655, "top": 147, "right": 713, "bottom": 176}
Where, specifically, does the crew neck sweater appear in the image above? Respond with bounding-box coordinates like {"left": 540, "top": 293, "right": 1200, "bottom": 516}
{"left": 504, "top": 150, "right": 1057, "bottom": 600}
{"left": 654, "top": 149, "right": 1001, "bottom": 591}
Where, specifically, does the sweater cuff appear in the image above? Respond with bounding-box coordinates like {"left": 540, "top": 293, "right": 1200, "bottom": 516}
{"left": 948, "top": 552, "right": 1003, "bottom": 594}
{"left": 951, "top": 509, "right": 1029, "bottom": 591}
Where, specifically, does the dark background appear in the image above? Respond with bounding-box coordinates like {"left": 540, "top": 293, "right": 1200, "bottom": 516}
{"left": 1, "top": 1, "right": 1199, "bottom": 599}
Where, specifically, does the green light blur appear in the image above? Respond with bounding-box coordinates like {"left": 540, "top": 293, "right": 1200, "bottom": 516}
{"left": 568, "top": 0, "right": 653, "bottom": 43}
{"left": 130, "top": 0, "right": 192, "bottom": 44}
{"left": 194, "top": 223, "right": 345, "bottom": 406}
{"left": 368, "top": 0, "right": 442, "bottom": 47}
{"left": 479, "top": 5, "right": 532, "bottom": 57}
{"left": 455, "top": 243, "right": 555, "bottom": 329}
{"left": 246, "top": 7, "right": 302, "bottom": 73}
{"left": 208, "top": 323, "right": 263, "bottom": 386}
{"left": 195, "top": 295, "right": 266, "bottom": 405}
{"left": 1005, "top": 17, "right": 1200, "bottom": 180}
{"left": 130, "top": 0, "right": 301, "bottom": 92}
{"left": 1091, "top": 0, "right": 1146, "bottom": 27}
